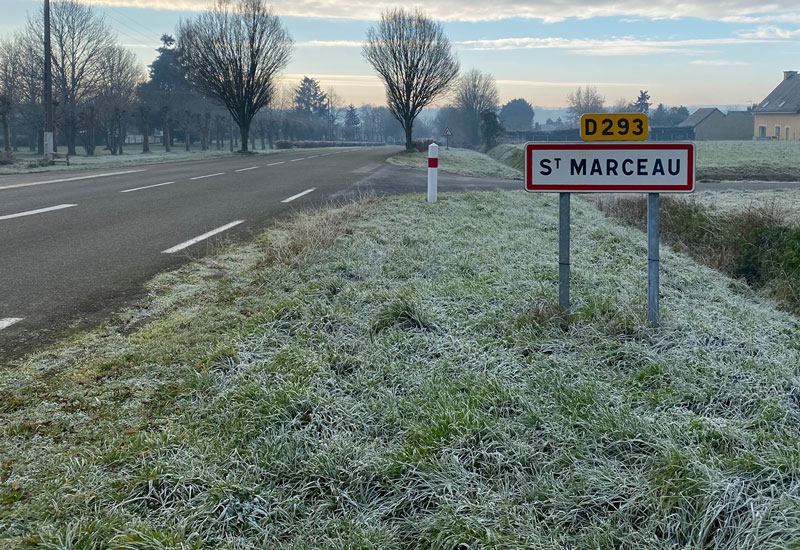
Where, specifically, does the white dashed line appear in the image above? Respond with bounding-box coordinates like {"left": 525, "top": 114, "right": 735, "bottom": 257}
{"left": 321, "top": 153, "right": 331, "bottom": 157}
{"left": 162, "top": 221, "right": 244, "bottom": 254}
{"left": 0, "top": 204, "right": 77, "bottom": 221}
{"left": 307, "top": 155, "right": 319, "bottom": 159}
{"left": 267, "top": 161, "right": 285, "bottom": 166}
{"left": 290, "top": 158, "right": 306, "bottom": 162}
{"left": 190, "top": 172, "right": 225, "bottom": 180}
{"left": 0, "top": 318, "right": 23, "bottom": 330}
{"left": 235, "top": 166, "right": 259, "bottom": 172}
{"left": 120, "top": 181, "right": 174, "bottom": 193}
{"left": 281, "top": 188, "right": 316, "bottom": 203}
{"left": 0, "top": 170, "right": 147, "bottom": 191}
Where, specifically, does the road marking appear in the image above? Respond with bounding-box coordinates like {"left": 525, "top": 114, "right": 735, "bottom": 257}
{"left": 0, "top": 169, "right": 147, "bottom": 191}
{"left": 190, "top": 172, "right": 225, "bottom": 180}
{"left": 267, "top": 161, "right": 285, "bottom": 166}
{"left": 0, "top": 318, "right": 23, "bottom": 331}
{"left": 307, "top": 155, "right": 319, "bottom": 159}
{"left": 0, "top": 203, "right": 77, "bottom": 221}
{"left": 162, "top": 220, "right": 244, "bottom": 254}
{"left": 235, "top": 166, "right": 259, "bottom": 172}
{"left": 290, "top": 158, "right": 306, "bottom": 162}
{"left": 281, "top": 188, "right": 316, "bottom": 203}
{"left": 120, "top": 181, "right": 174, "bottom": 193}
{"left": 321, "top": 153, "right": 331, "bottom": 157}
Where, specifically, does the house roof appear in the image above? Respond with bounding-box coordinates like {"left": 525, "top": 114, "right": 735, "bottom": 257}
{"left": 755, "top": 72, "right": 800, "bottom": 114}
{"left": 677, "top": 107, "right": 720, "bottom": 127}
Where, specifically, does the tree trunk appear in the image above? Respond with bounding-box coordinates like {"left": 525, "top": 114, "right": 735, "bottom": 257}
{"left": 118, "top": 118, "right": 125, "bottom": 155}
{"left": 185, "top": 127, "right": 190, "bottom": 151}
{"left": 1, "top": 115, "right": 10, "bottom": 155}
{"left": 142, "top": 120, "right": 150, "bottom": 153}
{"left": 65, "top": 117, "right": 78, "bottom": 156}
{"left": 404, "top": 119, "right": 413, "bottom": 151}
{"left": 240, "top": 122, "right": 249, "bottom": 152}
{"left": 163, "top": 117, "right": 171, "bottom": 152}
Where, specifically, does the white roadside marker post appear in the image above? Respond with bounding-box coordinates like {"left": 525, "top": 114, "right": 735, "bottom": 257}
{"left": 558, "top": 192, "right": 570, "bottom": 313}
{"left": 647, "top": 193, "right": 660, "bottom": 326}
{"left": 427, "top": 142, "right": 438, "bottom": 203}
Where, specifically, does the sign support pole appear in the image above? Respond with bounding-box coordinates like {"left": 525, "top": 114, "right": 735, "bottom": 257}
{"left": 559, "top": 192, "right": 570, "bottom": 313}
{"left": 647, "top": 193, "right": 660, "bottom": 326}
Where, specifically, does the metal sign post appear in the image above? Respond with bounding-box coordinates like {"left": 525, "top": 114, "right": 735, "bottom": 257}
{"left": 524, "top": 122, "right": 695, "bottom": 327}
{"left": 442, "top": 127, "right": 452, "bottom": 150}
{"left": 559, "top": 192, "right": 570, "bottom": 313}
{"left": 647, "top": 193, "right": 659, "bottom": 326}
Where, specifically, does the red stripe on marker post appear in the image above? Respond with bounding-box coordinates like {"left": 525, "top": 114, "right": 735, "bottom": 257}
{"left": 428, "top": 158, "right": 438, "bottom": 168}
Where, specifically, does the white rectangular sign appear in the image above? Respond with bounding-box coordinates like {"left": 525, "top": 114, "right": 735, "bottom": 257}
{"left": 525, "top": 142, "right": 695, "bottom": 193}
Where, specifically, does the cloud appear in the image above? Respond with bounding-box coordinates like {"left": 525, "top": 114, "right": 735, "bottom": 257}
{"left": 75, "top": 0, "right": 800, "bottom": 25}
{"left": 297, "top": 40, "right": 363, "bottom": 47}
{"left": 278, "top": 73, "right": 383, "bottom": 87}
{"left": 496, "top": 79, "right": 644, "bottom": 87}
{"left": 736, "top": 25, "right": 800, "bottom": 39}
{"left": 689, "top": 59, "right": 750, "bottom": 65}
{"left": 455, "top": 36, "right": 779, "bottom": 55}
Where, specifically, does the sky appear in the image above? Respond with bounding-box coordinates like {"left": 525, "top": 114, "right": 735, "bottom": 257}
{"left": 2, "top": 0, "right": 799, "bottom": 111}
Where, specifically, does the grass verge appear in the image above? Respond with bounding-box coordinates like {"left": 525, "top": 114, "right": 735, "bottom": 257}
{"left": 387, "top": 147, "right": 521, "bottom": 180}
{"left": 2, "top": 191, "right": 800, "bottom": 548}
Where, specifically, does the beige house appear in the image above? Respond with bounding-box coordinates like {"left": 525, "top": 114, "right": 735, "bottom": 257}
{"left": 754, "top": 71, "right": 800, "bottom": 140}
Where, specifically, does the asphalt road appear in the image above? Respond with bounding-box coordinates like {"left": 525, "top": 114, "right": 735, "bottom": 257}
{"left": 0, "top": 147, "right": 517, "bottom": 361}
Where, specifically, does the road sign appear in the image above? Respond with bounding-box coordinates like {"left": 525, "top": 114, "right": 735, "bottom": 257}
{"left": 443, "top": 127, "right": 452, "bottom": 137}
{"left": 524, "top": 142, "right": 695, "bottom": 193}
{"left": 580, "top": 113, "right": 648, "bottom": 141}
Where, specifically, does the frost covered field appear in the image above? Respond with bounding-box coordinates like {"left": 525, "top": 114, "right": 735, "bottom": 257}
{"left": 688, "top": 188, "right": 800, "bottom": 225}
{"left": 492, "top": 140, "right": 800, "bottom": 182}
{"left": 2, "top": 191, "right": 800, "bottom": 547}
{"left": 695, "top": 140, "right": 800, "bottom": 181}
{"left": 388, "top": 147, "right": 522, "bottom": 180}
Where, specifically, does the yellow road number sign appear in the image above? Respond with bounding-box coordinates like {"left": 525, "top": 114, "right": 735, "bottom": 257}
{"left": 580, "top": 113, "right": 648, "bottom": 141}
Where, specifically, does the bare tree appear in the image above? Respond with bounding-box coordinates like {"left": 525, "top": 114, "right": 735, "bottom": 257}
{"left": 0, "top": 35, "right": 22, "bottom": 157}
{"left": 454, "top": 69, "right": 499, "bottom": 145}
{"left": 97, "top": 46, "right": 142, "bottom": 156}
{"left": 31, "top": 0, "right": 113, "bottom": 156}
{"left": 362, "top": 9, "right": 459, "bottom": 150}
{"left": 177, "top": 0, "right": 293, "bottom": 153}
{"left": 566, "top": 85, "right": 606, "bottom": 126}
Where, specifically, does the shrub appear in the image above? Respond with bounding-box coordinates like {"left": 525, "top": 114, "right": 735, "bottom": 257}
{"left": 411, "top": 138, "right": 435, "bottom": 153}
{"left": 275, "top": 140, "right": 293, "bottom": 149}
{"left": 596, "top": 195, "right": 800, "bottom": 313}
{"left": 0, "top": 152, "right": 13, "bottom": 165}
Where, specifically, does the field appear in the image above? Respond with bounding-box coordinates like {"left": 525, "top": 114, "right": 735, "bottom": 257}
{"left": 488, "top": 140, "right": 800, "bottom": 182}
{"left": 2, "top": 191, "right": 800, "bottom": 547}
{"left": 388, "top": 147, "right": 522, "bottom": 180}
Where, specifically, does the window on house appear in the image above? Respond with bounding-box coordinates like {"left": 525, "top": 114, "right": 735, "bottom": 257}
{"left": 762, "top": 101, "right": 770, "bottom": 108}
{"left": 778, "top": 101, "right": 787, "bottom": 108}
{"left": 787, "top": 127, "right": 791, "bottom": 140}
{"left": 776, "top": 125, "right": 781, "bottom": 137}
{"left": 759, "top": 125, "right": 766, "bottom": 138}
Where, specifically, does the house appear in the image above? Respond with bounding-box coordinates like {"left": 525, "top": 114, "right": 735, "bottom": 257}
{"left": 753, "top": 71, "right": 800, "bottom": 140}
{"left": 677, "top": 108, "right": 753, "bottom": 140}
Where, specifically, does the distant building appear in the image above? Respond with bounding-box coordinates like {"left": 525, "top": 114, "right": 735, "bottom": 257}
{"left": 753, "top": 71, "right": 800, "bottom": 140}
{"left": 648, "top": 126, "right": 695, "bottom": 141}
{"left": 676, "top": 107, "right": 753, "bottom": 140}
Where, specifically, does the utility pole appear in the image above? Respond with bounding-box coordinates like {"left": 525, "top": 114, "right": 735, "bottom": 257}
{"left": 43, "top": 0, "right": 54, "bottom": 163}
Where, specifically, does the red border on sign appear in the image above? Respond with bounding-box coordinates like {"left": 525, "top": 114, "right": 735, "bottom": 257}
{"left": 524, "top": 142, "right": 695, "bottom": 193}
